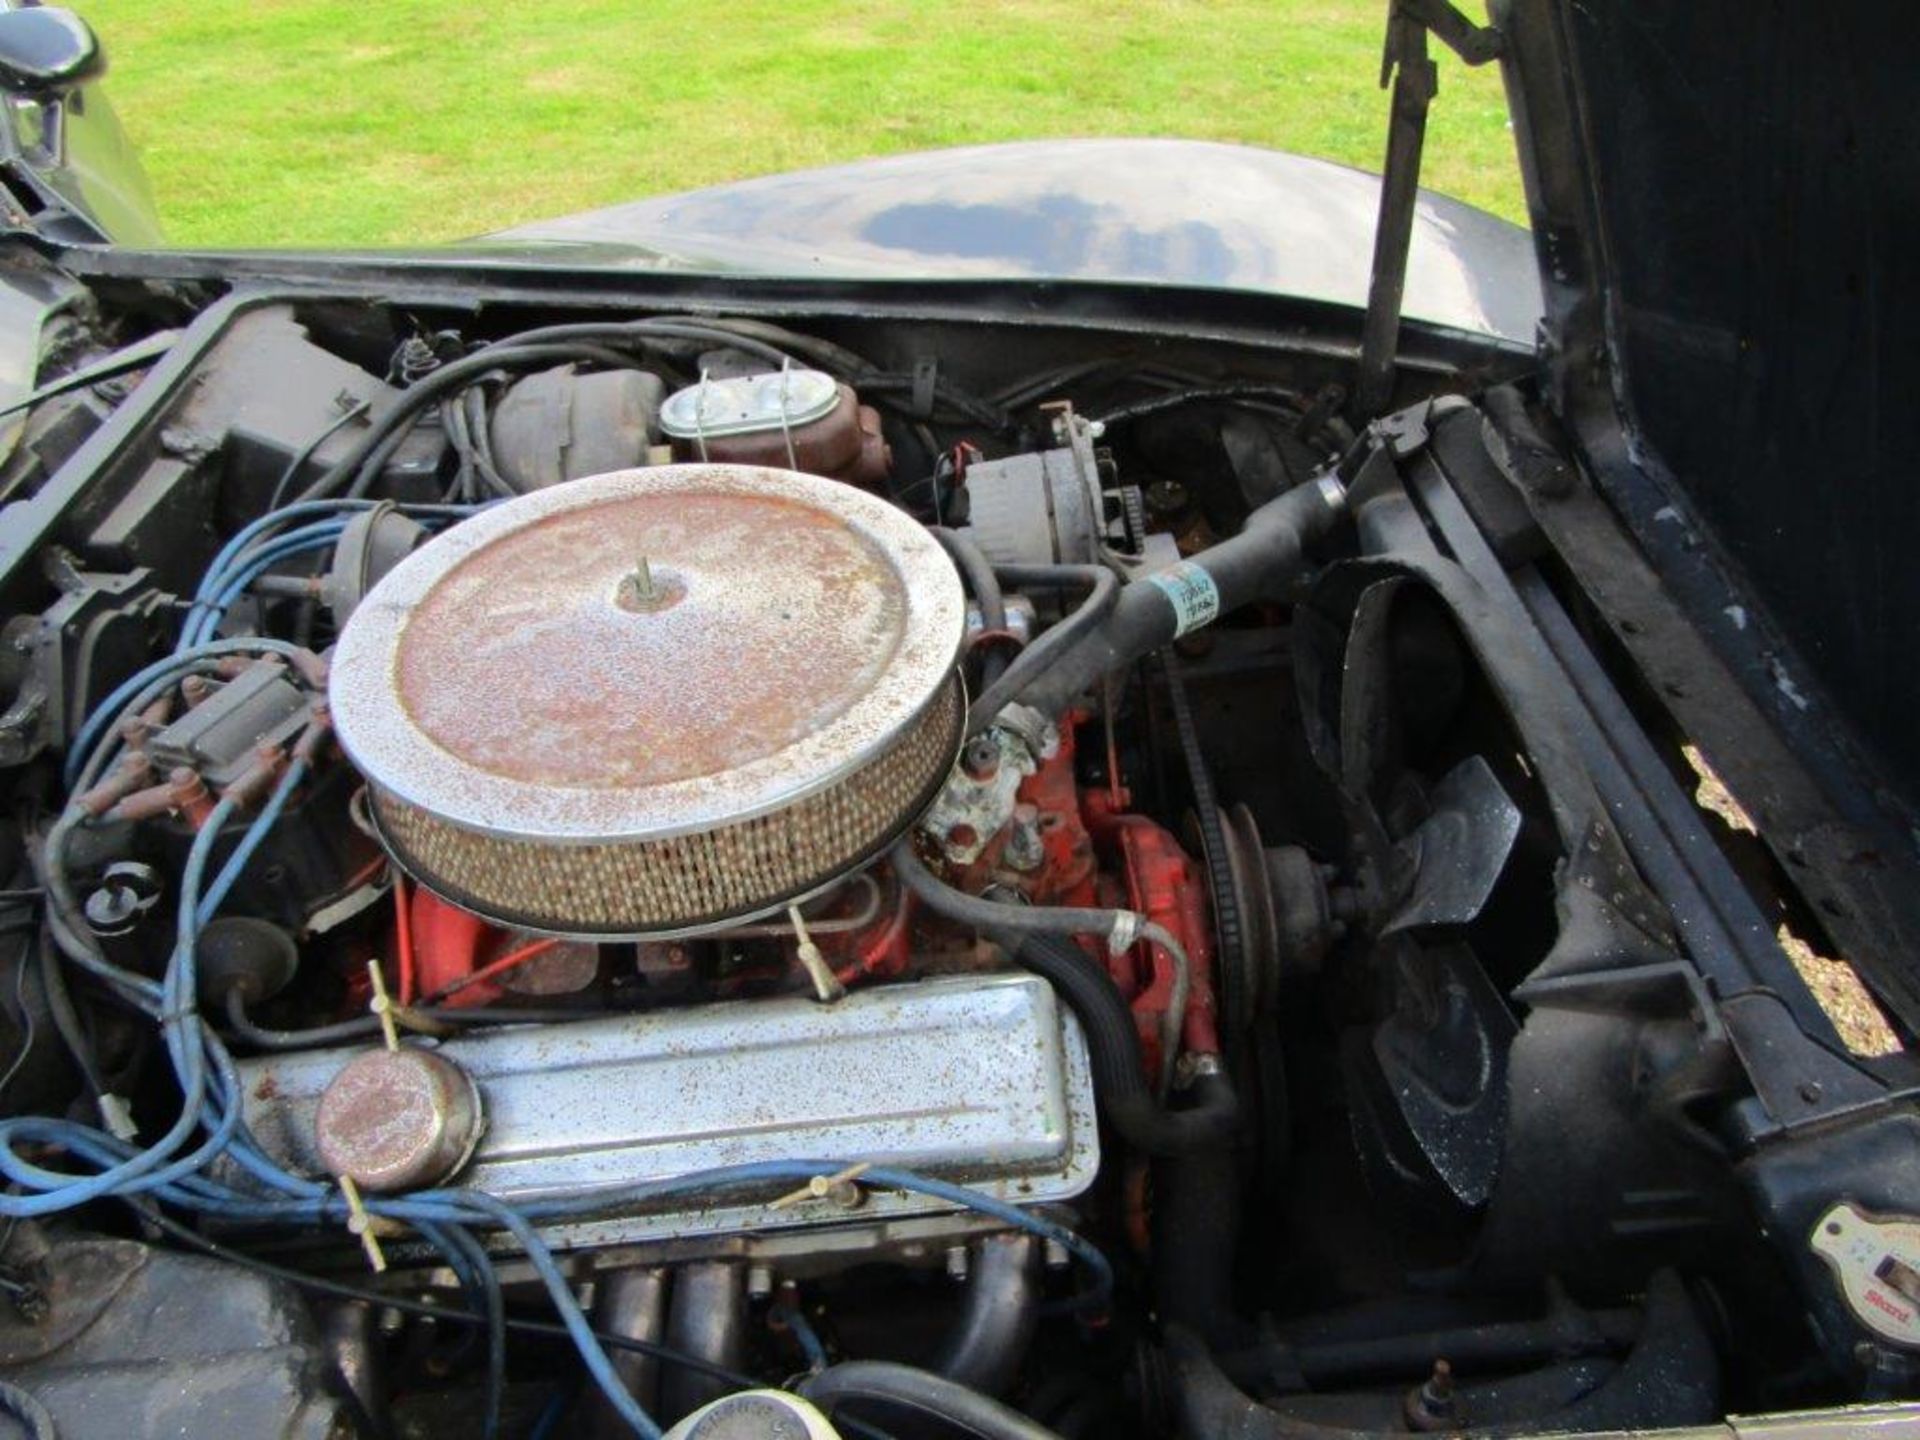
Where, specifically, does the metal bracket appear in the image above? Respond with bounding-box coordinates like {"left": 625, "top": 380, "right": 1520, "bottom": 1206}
{"left": 1354, "top": 0, "right": 1504, "bottom": 422}
{"left": 910, "top": 356, "right": 939, "bottom": 421}
{"left": 1391, "top": 0, "right": 1503, "bottom": 74}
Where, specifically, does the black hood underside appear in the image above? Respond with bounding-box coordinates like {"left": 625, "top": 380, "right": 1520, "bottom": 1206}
{"left": 1500, "top": 0, "right": 1920, "bottom": 812}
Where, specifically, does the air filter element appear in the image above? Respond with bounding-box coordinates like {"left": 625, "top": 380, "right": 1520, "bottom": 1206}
{"left": 329, "top": 465, "right": 965, "bottom": 936}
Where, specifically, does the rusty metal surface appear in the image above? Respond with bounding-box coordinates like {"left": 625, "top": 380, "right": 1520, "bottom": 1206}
{"left": 396, "top": 490, "right": 905, "bottom": 789}
{"left": 235, "top": 973, "right": 1099, "bottom": 1250}
{"left": 329, "top": 464, "right": 965, "bottom": 843}
{"left": 313, "top": 1046, "right": 484, "bottom": 1193}
{"left": 367, "top": 675, "right": 963, "bottom": 937}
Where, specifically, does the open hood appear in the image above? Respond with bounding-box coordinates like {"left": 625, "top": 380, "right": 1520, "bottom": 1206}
{"left": 492, "top": 140, "right": 1541, "bottom": 345}
{"left": 1494, "top": 0, "right": 1920, "bottom": 831}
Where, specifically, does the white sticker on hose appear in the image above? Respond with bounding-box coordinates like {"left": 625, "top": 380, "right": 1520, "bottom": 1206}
{"left": 1145, "top": 562, "right": 1221, "bottom": 638}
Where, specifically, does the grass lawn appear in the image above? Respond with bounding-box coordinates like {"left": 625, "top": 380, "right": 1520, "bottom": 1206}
{"left": 80, "top": 0, "right": 1524, "bottom": 250}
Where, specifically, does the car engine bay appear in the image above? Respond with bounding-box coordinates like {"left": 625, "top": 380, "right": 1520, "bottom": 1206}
{"left": 0, "top": 276, "right": 1915, "bottom": 1440}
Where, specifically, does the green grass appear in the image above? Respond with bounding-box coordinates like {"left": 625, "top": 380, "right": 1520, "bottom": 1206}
{"left": 79, "top": 0, "right": 1524, "bottom": 250}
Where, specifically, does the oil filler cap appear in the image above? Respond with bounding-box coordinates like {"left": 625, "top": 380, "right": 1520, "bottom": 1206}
{"left": 315, "top": 1047, "right": 484, "bottom": 1194}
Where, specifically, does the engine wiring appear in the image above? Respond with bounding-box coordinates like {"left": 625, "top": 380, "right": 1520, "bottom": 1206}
{"left": 1, "top": 320, "right": 1331, "bottom": 1437}
{"left": 0, "top": 198, "right": 1880, "bottom": 1435}
{"left": 13, "top": 585, "right": 1117, "bottom": 1435}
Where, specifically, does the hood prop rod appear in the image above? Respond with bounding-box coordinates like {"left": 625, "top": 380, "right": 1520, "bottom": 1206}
{"left": 1353, "top": 0, "right": 1503, "bottom": 423}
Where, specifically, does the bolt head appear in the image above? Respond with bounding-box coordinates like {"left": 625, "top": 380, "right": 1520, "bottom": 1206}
{"left": 961, "top": 737, "right": 1001, "bottom": 780}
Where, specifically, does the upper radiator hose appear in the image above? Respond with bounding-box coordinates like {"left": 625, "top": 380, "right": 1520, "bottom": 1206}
{"left": 1008, "top": 477, "right": 1346, "bottom": 720}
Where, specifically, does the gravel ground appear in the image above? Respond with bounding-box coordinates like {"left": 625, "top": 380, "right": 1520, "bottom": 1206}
{"left": 1685, "top": 747, "right": 1901, "bottom": 1057}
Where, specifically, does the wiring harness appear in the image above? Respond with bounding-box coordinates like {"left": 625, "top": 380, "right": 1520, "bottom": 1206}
{"left": 10, "top": 462, "right": 1112, "bottom": 1440}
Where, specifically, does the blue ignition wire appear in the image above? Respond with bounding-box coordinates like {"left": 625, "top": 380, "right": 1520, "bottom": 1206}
{"left": 0, "top": 796, "right": 236, "bottom": 1212}
{"left": 69, "top": 500, "right": 484, "bottom": 786}
{"left": 420, "top": 1218, "right": 506, "bottom": 1440}
{"left": 197, "top": 755, "right": 311, "bottom": 921}
{"left": 63, "top": 639, "right": 318, "bottom": 788}
{"left": 179, "top": 524, "right": 347, "bottom": 650}
{"left": 23, "top": 795, "right": 1116, "bottom": 1436}
{"left": 196, "top": 501, "right": 369, "bottom": 602}
{"left": 194, "top": 498, "right": 478, "bottom": 611}
{"left": 775, "top": 1294, "right": 831, "bottom": 1374}
{"left": 181, "top": 501, "right": 480, "bottom": 652}
{"left": 33, "top": 523, "right": 1118, "bottom": 1434}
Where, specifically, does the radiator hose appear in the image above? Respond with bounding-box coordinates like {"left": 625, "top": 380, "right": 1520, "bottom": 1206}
{"left": 1013, "top": 933, "right": 1238, "bottom": 1156}
{"left": 887, "top": 839, "right": 1238, "bottom": 1155}
{"left": 1007, "top": 476, "right": 1346, "bottom": 720}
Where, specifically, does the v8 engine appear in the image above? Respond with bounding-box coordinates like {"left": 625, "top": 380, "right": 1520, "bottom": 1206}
{"left": 0, "top": 293, "right": 1913, "bottom": 1440}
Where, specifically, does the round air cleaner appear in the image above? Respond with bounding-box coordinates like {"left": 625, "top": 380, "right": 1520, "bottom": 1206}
{"left": 329, "top": 464, "right": 965, "bottom": 936}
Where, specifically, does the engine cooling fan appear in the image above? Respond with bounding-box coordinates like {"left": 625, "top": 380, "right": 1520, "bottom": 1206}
{"left": 329, "top": 464, "right": 965, "bottom": 936}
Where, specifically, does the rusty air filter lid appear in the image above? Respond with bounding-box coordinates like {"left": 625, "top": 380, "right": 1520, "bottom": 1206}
{"left": 329, "top": 464, "right": 965, "bottom": 849}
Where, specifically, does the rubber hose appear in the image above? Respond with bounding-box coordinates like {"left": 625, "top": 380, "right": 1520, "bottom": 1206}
{"left": 341, "top": 341, "right": 634, "bottom": 501}
{"left": 931, "top": 528, "right": 1006, "bottom": 633}
{"left": 223, "top": 991, "right": 614, "bottom": 1050}
{"left": 886, "top": 840, "right": 1191, "bottom": 1094}
{"left": 801, "top": 1361, "right": 1063, "bottom": 1440}
{"left": 1013, "top": 478, "right": 1346, "bottom": 719}
{"left": 297, "top": 341, "right": 655, "bottom": 503}
{"left": 965, "top": 564, "right": 1117, "bottom": 737}
{"left": 1091, "top": 385, "right": 1309, "bottom": 428}
{"left": 1015, "top": 934, "right": 1237, "bottom": 1156}
{"left": 889, "top": 838, "right": 1139, "bottom": 951}
{"left": 931, "top": 527, "right": 1009, "bottom": 688}
{"left": 1152, "top": 1144, "right": 1246, "bottom": 1352}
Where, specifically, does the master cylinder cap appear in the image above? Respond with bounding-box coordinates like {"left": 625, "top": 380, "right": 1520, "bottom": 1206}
{"left": 329, "top": 464, "right": 966, "bottom": 937}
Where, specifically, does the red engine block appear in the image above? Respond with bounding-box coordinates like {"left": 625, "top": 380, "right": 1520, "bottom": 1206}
{"left": 940, "top": 718, "right": 1221, "bottom": 1081}
{"left": 382, "top": 719, "right": 1220, "bottom": 1094}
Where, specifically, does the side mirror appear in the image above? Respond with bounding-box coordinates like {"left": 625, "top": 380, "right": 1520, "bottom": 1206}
{"left": 0, "top": 8, "right": 100, "bottom": 93}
